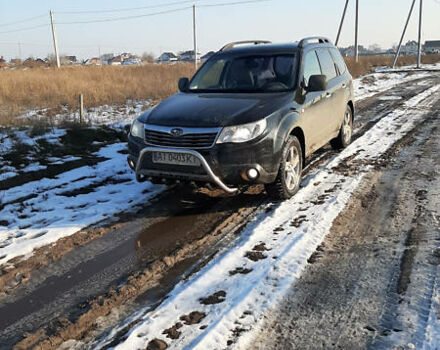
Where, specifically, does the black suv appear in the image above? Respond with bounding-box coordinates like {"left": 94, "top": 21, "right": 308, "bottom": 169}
{"left": 127, "top": 37, "right": 354, "bottom": 199}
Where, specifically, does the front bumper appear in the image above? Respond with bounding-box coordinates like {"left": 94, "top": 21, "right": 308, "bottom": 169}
{"left": 133, "top": 147, "right": 238, "bottom": 193}
{"left": 127, "top": 132, "right": 280, "bottom": 191}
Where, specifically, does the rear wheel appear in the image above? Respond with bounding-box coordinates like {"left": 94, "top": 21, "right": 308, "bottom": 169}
{"left": 265, "top": 136, "right": 303, "bottom": 200}
{"left": 331, "top": 105, "right": 353, "bottom": 149}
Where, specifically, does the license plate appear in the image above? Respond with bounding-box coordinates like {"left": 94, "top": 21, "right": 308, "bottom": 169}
{"left": 152, "top": 152, "right": 201, "bottom": 167}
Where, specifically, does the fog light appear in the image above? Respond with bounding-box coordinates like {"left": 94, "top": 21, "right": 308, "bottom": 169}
{"left": 247, "top": 168, "right": 259, "bottom": 180}
{"left": 127, "top": 157, "right": 135, "bottom": 170}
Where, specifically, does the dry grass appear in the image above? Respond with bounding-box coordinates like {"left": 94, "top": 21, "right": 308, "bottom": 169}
{"left": 0, "top": 63, "right": 194, "bottom": 125}
{"left": 345, "top": 54, "right": 440, "bottom": 78}
{"left": 1, "top": 55, "right": 439, "bottom": 126}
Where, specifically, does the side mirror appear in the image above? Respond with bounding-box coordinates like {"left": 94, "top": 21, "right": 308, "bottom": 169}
{"left": 307, "top": 75, "right": 327, "bottom": 92}
{"left": 178, "top": 77, "right": 189, "bottom": 92}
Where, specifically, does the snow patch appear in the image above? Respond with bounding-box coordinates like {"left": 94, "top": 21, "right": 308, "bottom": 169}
{"left": 99, "top": 85, "right": 440, "bottom": 350}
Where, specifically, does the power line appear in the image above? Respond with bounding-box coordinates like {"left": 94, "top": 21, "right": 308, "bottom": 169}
{"left": 56, "top": 0, "right": 271, "bottom": 25}
{"left": 0, "top": 14, "right": 46, "bottom": 28}
{"left": 199, "top": 0, "right": 270, "bottom": 8}
{"left": 0, "top": 24, "right": 49, "bottom": 35}
{"left": 57, "top": 6, "right": 191, "bottom": 25}
{"left": 55, "top": 0, "right": 210, "bottom": 14}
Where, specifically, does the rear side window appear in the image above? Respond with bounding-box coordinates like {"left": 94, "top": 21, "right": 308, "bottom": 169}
{"left": 330, "top": 48, "right": 347, "bottom": 75}
{"left": 316, "top": 49, "right": 337, "bottom": 82}
{"left": 302, "top": 50, "right": 321, "bottom": 86}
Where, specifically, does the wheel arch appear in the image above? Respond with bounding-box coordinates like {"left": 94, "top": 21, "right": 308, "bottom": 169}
{"left": 289, "top": 126, "right": 306, "bottom": 167}
{"left": 347, "top": 100, "right": 355, "bottom": 121}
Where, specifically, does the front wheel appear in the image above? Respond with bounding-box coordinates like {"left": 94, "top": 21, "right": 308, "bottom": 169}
{"left": 331, "top": 105, "right": 353, "bottom": 149}
{"left": 265, "top": 136, "right": 303, "bottom": 200}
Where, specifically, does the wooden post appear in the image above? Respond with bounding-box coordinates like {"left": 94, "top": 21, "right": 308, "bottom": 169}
{"left": 79, "top": 94, "right": 84, "bottom": 123}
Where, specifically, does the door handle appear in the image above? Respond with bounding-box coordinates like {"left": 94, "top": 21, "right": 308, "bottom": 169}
{"left": 326, "top": 92, "right": 332, "bottom": 98}
{"left": 342, "top": 83, "right": 346, "bottom": 88}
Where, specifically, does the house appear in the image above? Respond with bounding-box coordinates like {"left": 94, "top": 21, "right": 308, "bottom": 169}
{"left": 61, "top": 56, "right": 77, "bottom": 65}
{"left": 201, "top": 51, "right": 215, "bottom": 63}
{"left": 122, "top": 57, "right": 141, "bottom": 66}
{"left": 84, "top": 57, "right": 101, "bottom": 65}
{"left": 23, "top": 57, "right": 46, "bottom": 67}
{"left": 100, "top": 53, "right": 114, "bottom": 65}
{"left": 109, "top": 55, "right": 123, "bottom": 65}
{"left": 401, "top": 40, "right": 418, "bottom": 55}
{"left": 178, "top": 50, "right": 197, "bottom": 62}
{"left": 424, "top": 40, "right": 440, "bottom": 54}
{"left": 157, "top": 52, "right": 178, "bottom": 63}
{"left": 9, "top": 58, "right": 22, "bottom": 66}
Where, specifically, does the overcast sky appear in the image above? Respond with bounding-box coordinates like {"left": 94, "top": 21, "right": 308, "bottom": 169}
{"left": 0, "top": 0, "right": 439, "bottom": 60}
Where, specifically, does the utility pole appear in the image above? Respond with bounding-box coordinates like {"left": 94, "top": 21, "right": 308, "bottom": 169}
{"left": 193, "top": 4, "right": 198, "bottom": 70}
{"left": 49, "top": 10, "right": 61, "bottom": 68}
{"left": 417, "top": 0, "right": 423, "bottom": 68}
{"left": 392, "top": 0, "right": 417, "bottom": 68}
{"left": 335, "top": 0, "right": 349, "bottom": 46}
{"left": 354, "top": 0, "right": 359, "bottom": 62}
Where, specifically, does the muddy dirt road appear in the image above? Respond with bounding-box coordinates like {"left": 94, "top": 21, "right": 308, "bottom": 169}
{"left": 251, "top": 91, "right": 440, "bottom": 350}
{"left": 1, "top": 71, "right": 440, "bottom": 349}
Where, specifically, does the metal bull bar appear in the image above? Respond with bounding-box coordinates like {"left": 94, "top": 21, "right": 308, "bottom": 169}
{"left": 135, "top": 147, "right": 238, "bottom": 194}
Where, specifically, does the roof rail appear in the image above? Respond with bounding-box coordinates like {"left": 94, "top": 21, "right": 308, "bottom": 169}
{"left": 220, "top": 40, "right": 272, "bottom": 51}
{"left": 298, "top": 37, "right": 332, "bottom": 48}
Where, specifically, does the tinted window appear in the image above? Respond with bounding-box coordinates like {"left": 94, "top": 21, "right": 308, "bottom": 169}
{"left": 330, "top": 48, "right": 347, "bottom": 74}
{"left": 316, "top": 49, "right": 337, "bottom": 82}
{"left": 189, "top": 54, "right": 296, "bottom": 93}
{"left": 302, "top": 50, "right": 321, "bottom": 86}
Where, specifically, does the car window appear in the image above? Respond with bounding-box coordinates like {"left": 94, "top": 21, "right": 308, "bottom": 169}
{"left": 189, "top": 54, "right": 296, "bottom": 93}
{"left": 302, "top": 50, "right": 321, "bottom": 86}
{"left": 329, "top": 48, "right": 347, "bottom": 75}
{"left": 197, "top": 59, "right": 226, "bottom": 88}
{"left": 316, "top": 49, "right": 337, "bottom": 82}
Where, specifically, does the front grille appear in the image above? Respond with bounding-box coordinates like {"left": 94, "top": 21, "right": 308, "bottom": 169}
{"left": 145, "top": 129, "right": 218, "bottom": 149}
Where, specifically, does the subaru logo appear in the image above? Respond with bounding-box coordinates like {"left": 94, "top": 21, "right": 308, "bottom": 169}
{"left": 170, "top": 128, "right": 184, "bottom": 137}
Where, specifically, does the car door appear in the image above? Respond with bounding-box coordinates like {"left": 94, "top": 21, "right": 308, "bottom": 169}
{"left": 329, "top": 47, "right": 351, "bottom": 134}
{"left": 299, "top": 50, "right": 334, "bottom": 154}
{"left": 315, "top": 49, "right": 341, "bottom": 139}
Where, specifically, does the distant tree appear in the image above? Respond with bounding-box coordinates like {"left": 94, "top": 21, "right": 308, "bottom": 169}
{"left": 368, "top": 44, "right": 381, "bottom": 53}
{"left": 46, "top": 53, "right": 57, "bottom": 67}
{"left": 142, "top": 52, "right": 155, "bottom": 63}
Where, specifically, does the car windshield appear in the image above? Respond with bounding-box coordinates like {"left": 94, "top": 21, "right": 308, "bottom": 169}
{"left": 189, "top": 54, "right": 297, "bottom": 93}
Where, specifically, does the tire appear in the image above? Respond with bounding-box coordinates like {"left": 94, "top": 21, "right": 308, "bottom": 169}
{"left": 265, "top": 136, "right": 303, "bottom": 200}
{"left": 330, "top": 105, "right": 353, "bottom": 149}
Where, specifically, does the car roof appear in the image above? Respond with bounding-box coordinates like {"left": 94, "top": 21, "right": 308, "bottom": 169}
{"left": 215, "top": 41, "right": 334, "bottom": 57}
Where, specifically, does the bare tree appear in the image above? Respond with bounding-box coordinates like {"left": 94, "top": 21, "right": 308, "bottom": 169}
{"left": 142, "top": 52, "right": 155, "bottom": 63}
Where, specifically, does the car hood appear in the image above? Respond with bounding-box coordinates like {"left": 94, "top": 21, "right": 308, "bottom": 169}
{"left": 141, "top": 92, "right": 293, "bottom": 127}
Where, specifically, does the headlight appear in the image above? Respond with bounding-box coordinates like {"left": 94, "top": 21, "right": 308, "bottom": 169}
{"left": 217, "top": 119, "right": 267, "bottom": 144}
{"left": 130, "top": 119, "right": 145, "bottom": 139}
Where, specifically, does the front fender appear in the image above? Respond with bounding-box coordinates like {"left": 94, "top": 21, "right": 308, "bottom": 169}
{"left": 274, "top": 110, "right": 301, "bottom": 154}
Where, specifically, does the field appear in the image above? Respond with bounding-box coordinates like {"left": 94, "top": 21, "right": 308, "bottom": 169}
{"left": 1, "top": 54, "right": 439, "bottom": 126}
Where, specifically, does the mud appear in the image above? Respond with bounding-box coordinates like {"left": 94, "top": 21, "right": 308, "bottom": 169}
{"left": 179, "top": 311, "right": 206, "bottom": 325}
{"left": 8, "top": 188, "right": 264, "bottom": 350}
{"left": 199, "top": 290, "right": 227, "bottom": 305}
{"left": 146, "top": 338, "right": 168, "bottom": 350}
{"left": 162, "top": 322, "right": 183, "bottom": 339}
{"left": 3, "top": 73, "right": 440, "bottom": 349}
{"left": 250, "top": 96, "right": 440, "bottom": 350}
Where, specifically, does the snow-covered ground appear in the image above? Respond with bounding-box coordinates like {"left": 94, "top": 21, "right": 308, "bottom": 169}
{"left": 0, "top": 68, "right": 435, "bottom": 269}
{"left": 0, "top": 66, "right": 438, "bottom": 325}
{"left": 0, "top": 143, "right": 164, "bottom": 265}
{"left": 16, "top": 100, "right": 151, "bottom": 126}
{"left": 94, "top": 84, "right": 440, "bottom": 349}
